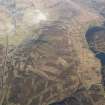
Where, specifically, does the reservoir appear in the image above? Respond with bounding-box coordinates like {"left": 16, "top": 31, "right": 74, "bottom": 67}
{"left": 85, "top": 26, "right": 105, "bottom": 86}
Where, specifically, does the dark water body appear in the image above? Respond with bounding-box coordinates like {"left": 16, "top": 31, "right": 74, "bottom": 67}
{"left": 96, "top": 52, "right": 105, "bottom": 66}
{"left": 85, "top": 26, "right": 105, "bottom": 53}
{"left": 85, "top": 26, "right": 105, "bottom": 87}
{"left": 96, "top": 52, "right": 105, "bottom": 86}
{"left": 85, "top": 26, "right": 105, "bottom": 60}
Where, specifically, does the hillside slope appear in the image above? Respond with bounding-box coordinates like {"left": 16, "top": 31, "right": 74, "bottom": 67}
{"left": 0, "top": 0, "right": 105, "bottom": 105}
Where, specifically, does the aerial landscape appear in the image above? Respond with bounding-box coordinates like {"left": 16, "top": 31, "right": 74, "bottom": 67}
{"left": 0, "top": 0, "right": 105, "bottom": 105}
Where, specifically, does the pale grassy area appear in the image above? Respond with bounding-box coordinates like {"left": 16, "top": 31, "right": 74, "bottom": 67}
{"left": 0, "top": 35, "right": 25, "bottom": 47}
{"left": 0, "top": 26, "right": 37, "bottom": 47}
